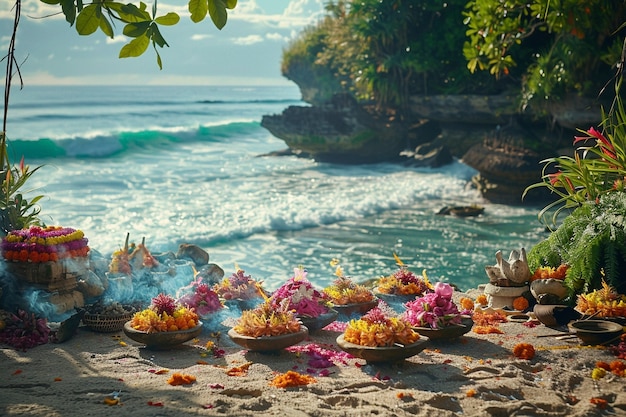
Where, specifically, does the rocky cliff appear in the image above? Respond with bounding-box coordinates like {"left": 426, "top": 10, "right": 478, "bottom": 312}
{"left": 261, "top": 86, "right": 609, "bottom": 204}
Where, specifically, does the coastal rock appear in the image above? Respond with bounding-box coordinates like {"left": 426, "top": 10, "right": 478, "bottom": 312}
{"left": 460, "top": 125, "right": 557, "bottom": 204}
{"left": 262, "top": 79, "right": 606, "bottom": 202}
{"left": 400, "top": 141, "right": 453, "bottom": 168}
{"left": 261, "top": 94, "right": 434, "bottom": 164}
{"left": 176, "top": 244, "right": 209, "bottom": 267}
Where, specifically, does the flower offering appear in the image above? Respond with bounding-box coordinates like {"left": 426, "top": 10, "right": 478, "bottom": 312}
{"left": 213, "top": 267, "right": 266, "bottom": 300}
{"left": 576, "top": 280, "right": 626, "bottom": 318}
{"left": 109, "top": 233, "right": 159, "bottom": 274}
{"left": 129, "top": 294, "right": 199, "bottom": 333}
{"left": 531, "top": 264, "right": 568, "bottom": 281}
{"left": 343, "top": 305, "right": 419, "bottom": 347}
{"left": 376, "top": 267, "right": 432, "bottom": 296}
{"left": 232, "top": 299, "right": 302, "bottom": 337}
{"left": 178, "top": 277, "right": 223, "bottom": 317}
{"left": 270, "top": 267, "right": 331, "bottom": 318}
{"left": 401, "top": 282, "right": 468, "bottom": 329}
{"left": 323, "top": 259, "right": 376, "bottom": 305}
{"left": 375, "top": 254, "right": 432, "bottom": 296}
{"left": 2, "top": 226, "right": 89, "bottom": 263}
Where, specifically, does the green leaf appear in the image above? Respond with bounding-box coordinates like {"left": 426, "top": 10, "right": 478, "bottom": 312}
{"left": 118, "top": 2, "right": 151, "bottom": 22}
{"left": 119, "top": 35, "right": 150, "bottom": 58}
{"left": 123, "top": 21, "right": 151, "bottom": 37}
{"left": 155, "top": 12, "right": 180, "bottom": 26}
{"left": 99, "top": 14, "right": 114, "bottom": 38}
{"left": 59, "top": 0, "right": 76, "bottom": 25}
{"left": 189, "top": 0, "right": 208, "bottom": 23}
{"left": 225, "top": 0, "right": 237, "bottom": 9}
{"left": 75, "top": 4, "right": 101, "bottom": 35}
{"left": 208, "top": 0, "right": 228, "bottom": 30}
{"left": 149, "top": 24, "right": 169, "bottom": 48}
{"left": 155, "top": 48, "right": 163, "bottom": 70}
{"left": 39, "top": 0, "right": 61, "bottom": 4}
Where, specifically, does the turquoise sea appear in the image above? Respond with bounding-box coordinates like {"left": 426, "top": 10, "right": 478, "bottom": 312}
{"left": 5, "top": 85, "right": 547, "bottom": 293}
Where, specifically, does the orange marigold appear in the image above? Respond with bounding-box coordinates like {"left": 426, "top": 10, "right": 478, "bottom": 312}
{"left": 512, "top": 296, "right": 529, "bottom": 312}
{"left": 459, "top": 297, "right": 475, "bottom": 311}
{"left": 513, "top": 343, "right": 535, "bottom": 360}
{"left": 167, "top": 373, "right": 196, "bottom": 386}
{"left": 590, "top": 397, "right": 608, "bottom": 409}
{"left": 269, "top": 371, "right": 316, "bottom": 388}
{"left": 226, "top": 362, "right": 252, "bottom": 377}
{"left": 476, "top": 294, "right": 488, "bottom": 306}
{"left": 473, "top": 325, "right": 504, "bottom": 335}
{"left": 466, "top": 388, "right": 477, "bottom": 397}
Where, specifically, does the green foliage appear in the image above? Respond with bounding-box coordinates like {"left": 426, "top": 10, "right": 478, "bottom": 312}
{"left": 463, "top": 0, "right": 625, "bottom": 109}
{"left": 527, "top": 192, "right": 626, "bottom": 297}
{"left": 42, "top": 0, "right": 237, "bottom": 69}
{"left": 0, "top": 139, "right": 43, "bottom": 235}
{"left": 282, "top": 0, "right": 500, "bottom": 115}
{"left": 523, "top": 76, "right": 626, "bottom": 226}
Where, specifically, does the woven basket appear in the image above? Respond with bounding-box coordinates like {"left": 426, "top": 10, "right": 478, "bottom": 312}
{"left": 82, "top": 312, "right": 133, "bottom": 333}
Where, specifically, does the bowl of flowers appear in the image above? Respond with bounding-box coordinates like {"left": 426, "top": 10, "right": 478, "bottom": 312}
{"left": 336, "top": 305, "right": 428, "bottom": 363}
{"left": 270, "top": 267, "right": 337, "bottom": 332}
{"left": 213, "top": 267, "right": 266, "bottom": 311}
{"left": 530, "top": 265, "right": 569, "bottom": 304}
{"left": 401, "top": 282, "right": 473, "bottom": 341}
{"left": 228, "top": 300, "right": 308, "bottom": 352}
{"left": 177, "top": 275, "right": 224, "bottom": 318}
{"left": 323, "top": 260, "right": 378, "bottom": 318}
{"left": 123, "top": 294, "right": 202, "bottom": 349}
{"left": 576, "top": 280, "right": 626, "bottom": 323}
{"left": 374, "top": 255, "right": 433, "bottom": 310}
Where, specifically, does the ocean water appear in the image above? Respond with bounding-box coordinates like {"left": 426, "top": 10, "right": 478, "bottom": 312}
{"left": 5, "top": 85, "right": 547, "bottom": 293}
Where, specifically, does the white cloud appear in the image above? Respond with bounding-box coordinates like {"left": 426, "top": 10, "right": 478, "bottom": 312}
{"left": 231, "top": 0, "right": 324, "bottom": 28}
{"left": 191, "top": 33, "right": 212, "bottom": 41}
{"left": 70, "top": 45, "right": 94, "bottom": 51}
{"left": 266, "top": 32, "right": 286, "bottom": 42}
{"left": 105, "top": 35, "right": 127, "bottom": 45}
{"left": 232, "top": 34, "right": 263, "bottom": 46}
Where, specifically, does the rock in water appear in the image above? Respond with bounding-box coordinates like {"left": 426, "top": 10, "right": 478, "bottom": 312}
{"left": 176, "top": 244, "right": 210, "bottom": 266}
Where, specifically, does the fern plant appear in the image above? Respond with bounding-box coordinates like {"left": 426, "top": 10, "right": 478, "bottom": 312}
{"left": 527, "top": 192, "right": 626, "bottom": 298}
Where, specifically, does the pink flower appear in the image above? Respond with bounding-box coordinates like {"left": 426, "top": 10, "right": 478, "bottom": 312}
{"left": 401, "top": 282, "right": 462, "bottom": 329}
{"left": 270, "top": 267, "right": 330, "bottom": 317}
{"left": 434, "top": 282, "right": 453, "bottom": 298}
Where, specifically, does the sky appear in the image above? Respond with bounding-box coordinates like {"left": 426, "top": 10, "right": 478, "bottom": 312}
{"left": 0, "top": 0, "right": 327, "bottom": 86}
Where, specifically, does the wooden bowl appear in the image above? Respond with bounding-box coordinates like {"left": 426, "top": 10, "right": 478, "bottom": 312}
{"left": 228, "top": 326, "right": 308, "bottom": 352}
{"left": 413, "top": 316, "right": 473, "bottom": 341}
{"left": 123, "top": 321, "right": 203, "bottom": 349}
{"left": 298, "top": 309, "right": 338, "bottom": 333}
{"left": 568, "top": 320, "right": 624, "bottom": 345}
{"left": 336, "top": 334, "right": 429, "bottom": 363}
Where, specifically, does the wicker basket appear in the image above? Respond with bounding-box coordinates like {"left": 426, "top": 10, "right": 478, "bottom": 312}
{"left": 82, "top": 312, "right": 133, "bottom": 333}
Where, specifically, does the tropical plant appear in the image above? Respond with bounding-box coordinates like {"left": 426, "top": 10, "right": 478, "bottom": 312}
{"left": 39, "top": 0, "right": 238, "bottom": 69}
{"left": 526, "top": 192, "right": 626, "bottom": 298}
{"left": 463, "top": 0, "right": 625, "bottom": 110}
{"left": 525, "top": 38, "right": 626, "bottom": 298}
{"left": 523, "top": 74, "right": 626, "bottom": 226}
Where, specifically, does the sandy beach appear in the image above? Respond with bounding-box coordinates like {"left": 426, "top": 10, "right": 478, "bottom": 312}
{"left": 2, "top": 288, "right": 626, "bottom": 417}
